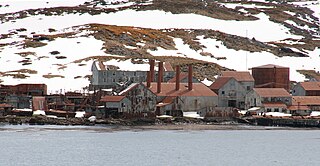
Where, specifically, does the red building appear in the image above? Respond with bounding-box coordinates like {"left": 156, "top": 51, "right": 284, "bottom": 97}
{"left": 252, "top": 64, "right": 290, "bottom": 91}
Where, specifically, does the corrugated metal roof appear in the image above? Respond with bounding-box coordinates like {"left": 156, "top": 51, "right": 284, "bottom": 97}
{"left": 300, "top": 82, "right": 320, "bottom": 90}
{"left": 100, "top": 96, "right": 126, "bottom": 102}
{"left": 209, "top": 77, "right": 233, "bottom": 90}
{"left": 221, "top": 71, "right": 254, "bottom": 82}
{"left": 252, "top": 64, "right": 288, "bottom": 69}
{"left": 254, "top": 88, "right": 291, "bottom": 97}
{"left": 292, "top": 96, "right": 320, "bottom": 105}
{"left": 148, "top": 82, "right": 217, "bottom": 97}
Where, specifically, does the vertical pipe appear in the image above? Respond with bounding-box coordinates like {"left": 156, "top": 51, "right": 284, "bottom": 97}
{"left": 175, "top": 66, "right": 180, "bottom": 91}
{"left": 150, "top": 59, "right": 155, "bottom": 82}
{"left": 146, "top": 71, "right": 151, "bottom": 88}
{"left": 188, "top": 64, "right": 193, "bottom": 91}
{"left": 273, "top": 66, "right": 276, "bottom": 88}
{"left": 157, "top": 62, "right": 163, "bottom": 93}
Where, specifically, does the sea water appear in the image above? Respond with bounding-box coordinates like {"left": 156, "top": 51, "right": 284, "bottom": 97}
{"left": 0, "top": 125, "right": 319, "bottom": 166}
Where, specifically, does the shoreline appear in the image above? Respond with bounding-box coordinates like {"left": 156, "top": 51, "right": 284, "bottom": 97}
{"left": 1, "top": 116, "right": 320, "bottom": 131}
{"left": 1, "top": 122, "right": 320, "bottom": 132}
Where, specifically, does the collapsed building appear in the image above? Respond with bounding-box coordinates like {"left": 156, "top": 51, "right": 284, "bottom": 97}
{"left": 90, "top": 60, "right": 175, "bottom": 92}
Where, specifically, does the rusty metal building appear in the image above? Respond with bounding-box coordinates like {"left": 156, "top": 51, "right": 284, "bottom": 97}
{"left": 147, "top": 63, "right": 218, "bottom": 117}
{"left": 252, "top": 64, "right": 290, "bottom": 91}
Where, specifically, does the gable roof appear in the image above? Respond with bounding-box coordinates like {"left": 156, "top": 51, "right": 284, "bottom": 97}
{"left": 292, "top": 96, "right": 320, "bottom": 105}
{"left": 209, "top": 77, "right": 233, "bottom": 90}
{"left": 221, "top": 71, "right": 254, "bottom": 82}
{"left": 118, "top": 83, "right": 139, "bottom": 96}
{"left": 148, "top": 82, "right": 217, "bottom": 97}
{"left": 252, "top": 64, "right": 288, "bottom": 69}
{"left": 254, "top": 88, "right": 291, "bottom": 97}
{"left": 100, "top": 96, "right": 126, "bottom": 102}
{"left": 299, "top": 82, "right": 320, "bottom": 91}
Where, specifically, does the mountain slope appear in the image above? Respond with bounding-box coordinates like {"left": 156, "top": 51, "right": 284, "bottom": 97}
{"left": 0, "top": 0, "right": 319, "bottom": 92}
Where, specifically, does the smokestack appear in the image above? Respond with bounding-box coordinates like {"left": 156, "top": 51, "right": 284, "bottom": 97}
{"left": 146, "top": 71, "right": 151, "bottom": 88}
{"left": 175, "top": 65, "right": 180, "bottom": 91}
{"left": 188, "top": 64, "right": 193, "bottom": 91}
{"left": 150, "top": 59, "right": 155, "bottom": 82}
{"left": 157, "top": 62, "right": 163, "bottom": 93}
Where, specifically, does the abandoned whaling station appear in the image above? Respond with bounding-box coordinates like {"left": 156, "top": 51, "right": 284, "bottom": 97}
{"left": 1, "top": 59, "right": 320, "bottom": 127}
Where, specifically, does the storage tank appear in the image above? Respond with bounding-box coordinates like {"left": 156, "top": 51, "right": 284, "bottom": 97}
{"left": 252, "top": 64, "right": 289, "bottom": 91}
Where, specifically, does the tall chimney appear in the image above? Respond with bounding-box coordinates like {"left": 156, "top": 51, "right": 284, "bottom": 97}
{"left": 188, "top": 64, "right": 193, "bottom": 91}
{"left": 157, "top": 62, "right": 164, "bottom": 93}
{"left": 175, "top": 65, "right": 180, "bottom": 91}
{"left": 146, "top": 71, "right": 151, "bottom": 88}
{"left": 150, "top": 59, "right": 155, "bottom": 82}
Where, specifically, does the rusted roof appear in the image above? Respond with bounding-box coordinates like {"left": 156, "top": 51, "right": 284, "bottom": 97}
{"left": 314, "top": 76, "right": 320, "bottom": 81}
{"left": 209, "top": 77, "right": 233, "bottom": 90}
{"left": 288, "top": 105, "right": 310, "bottom": 111}
{"left": 156, "top": 96, "right": 176, "bottom": 107}
{"left": 162, "top": 96, "right": 176, "bottom": 104}
{"left": 167, "top": 72, "right": 188, "bottom": 83}
{"left": 299, "top": 82, "right": 320, "bottom": 91}
{"left": 292, "top": 96, "right": 320, "bottom": 105}
{"left": 98, "top": 61, "right": 106, "bottom": 70}
{"left": 221, "top": 71, "right": 254, "bottom": 82}
{"left": 148, "top": 82, "right": 218, "bottom": 97}
{"left": 262, "top": 102, "right": 287, "bottom": 108}
{"left": 252, "top": 64, "right": 288, "bottom": 69}
{"left": 254, "top": 88, "right": 291, "bottom": 97}
{"left": 100, "top": 96, "right": 126, "bottom": 102}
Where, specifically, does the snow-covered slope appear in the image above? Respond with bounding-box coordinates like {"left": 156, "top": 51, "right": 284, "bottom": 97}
{"left": 0, "top": 0, "right": 319, "bottom": 93}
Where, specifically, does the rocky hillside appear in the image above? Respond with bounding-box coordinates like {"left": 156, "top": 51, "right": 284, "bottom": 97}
{"left": 0, "top": 0, "right": 319, "bottom": 92}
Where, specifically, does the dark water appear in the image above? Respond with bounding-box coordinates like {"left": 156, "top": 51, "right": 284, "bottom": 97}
{"left": 0, "top": 125, "right": 319, "bottom": 166}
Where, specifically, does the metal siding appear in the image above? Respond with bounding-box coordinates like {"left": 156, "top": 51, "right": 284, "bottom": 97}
{"left": 252, "top": 67, "right": 289, "bottom": 91}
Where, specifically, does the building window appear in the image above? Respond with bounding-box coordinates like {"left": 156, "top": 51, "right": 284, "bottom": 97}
{"left": 221, "top": 91, "right": 225, "bottom": 95}
{"left": 247, "top": 86, "right": 250, "bottom": 91}
{"left": 274, "top": 108, "right": 279, "bottom": 112}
